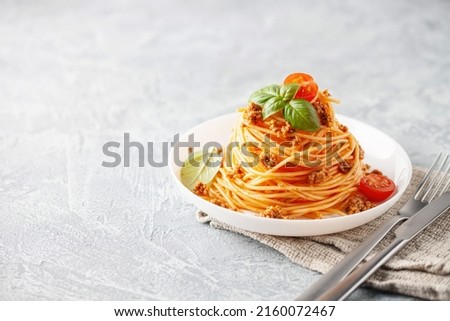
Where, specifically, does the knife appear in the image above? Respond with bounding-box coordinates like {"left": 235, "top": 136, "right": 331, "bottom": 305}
{"left": 316, "top": 191, "right": 450, "bottom": 301}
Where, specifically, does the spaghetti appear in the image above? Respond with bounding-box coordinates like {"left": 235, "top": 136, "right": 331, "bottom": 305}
{"left": 190, "top": 73, "right": 390, "bottom": 219}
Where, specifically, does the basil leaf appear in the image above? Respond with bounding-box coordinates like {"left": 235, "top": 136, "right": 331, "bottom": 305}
{"left": 248, "top": 84, "right": 281, "bottom": 106}
{"left": 280, "top": 83, "right": 300, "bottom": 102}
{"left": 248, "top": 83, "right": 318, "bottom": 129}
{"left": 249, "top": 84, "right": 285, "bottom": 119}
{"left": 261, "top": 96, "right": 286, "bottom": 119}
{"left": 180, "top": 148, "right": 223, "bottom": 191}
{"left": 284, "top": 99, "right": 321, "bottom": 131}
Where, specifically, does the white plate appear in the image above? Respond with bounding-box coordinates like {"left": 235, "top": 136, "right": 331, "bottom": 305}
{"left": 169, "top": 113, "right": 412, "bottom": 236}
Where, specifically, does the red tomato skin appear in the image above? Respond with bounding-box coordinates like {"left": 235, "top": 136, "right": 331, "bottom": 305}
{"left": 283, "top": 73, "right": 319, "bottom": 102}
{"left": 359, "top": 174, "right": 396, "bottom": 202}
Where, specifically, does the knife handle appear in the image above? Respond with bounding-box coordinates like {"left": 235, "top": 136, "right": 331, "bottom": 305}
{"left": 295, "top": 215, "right": 405, "bottom": 301}
{"left": 316, "top": 237, "right": 409, "bottom": 301}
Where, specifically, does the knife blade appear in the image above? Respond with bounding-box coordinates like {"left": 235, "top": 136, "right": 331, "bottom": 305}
{"left": 316, "top": 191, "right": 450, "bottom": 301}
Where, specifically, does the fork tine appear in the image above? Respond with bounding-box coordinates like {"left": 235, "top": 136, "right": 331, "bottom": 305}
{"left": 429, "top": 156, "right": 450, "bottom": 201}
{"left": 414, "top": 152, "right": 442, "bottom": 199}
{"left": 421, "top": 153, "right": 449, "bottom": 202}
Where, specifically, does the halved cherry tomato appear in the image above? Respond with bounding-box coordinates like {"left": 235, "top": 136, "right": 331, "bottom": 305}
{"left": 359, "top": 173, "right": 396, "bottom": 202}
{"left": 283, "top": 73, "right": 319, "bottom": 102}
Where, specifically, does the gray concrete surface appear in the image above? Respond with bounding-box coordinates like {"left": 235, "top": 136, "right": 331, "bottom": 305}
{"left": 1, "top": 0, "right": 449, "bottom": 300}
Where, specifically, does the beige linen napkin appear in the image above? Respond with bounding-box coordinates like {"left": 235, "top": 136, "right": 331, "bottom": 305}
{"left": 196, "top": 167, "right": 450, "bottom": 300}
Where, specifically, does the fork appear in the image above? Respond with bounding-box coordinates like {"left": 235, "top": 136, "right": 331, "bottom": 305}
{"left": 296, "top": 152, "right": 450, "bottom": 301}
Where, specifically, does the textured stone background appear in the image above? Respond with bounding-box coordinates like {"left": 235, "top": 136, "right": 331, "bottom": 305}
{"left": 0, "top": 0, "right": 449, "bottom": 300}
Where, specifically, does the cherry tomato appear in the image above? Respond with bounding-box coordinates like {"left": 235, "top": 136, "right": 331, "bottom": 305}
{"left": 359, "top": 173, "right": 396, "bottom": 202}
{"left": 283, "top": 73, "right": 319, "bottom": 102}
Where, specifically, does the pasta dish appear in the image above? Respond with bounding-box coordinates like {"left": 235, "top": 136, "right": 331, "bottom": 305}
{"left": 182, "top": 73, "right": 396, "bottom": 219}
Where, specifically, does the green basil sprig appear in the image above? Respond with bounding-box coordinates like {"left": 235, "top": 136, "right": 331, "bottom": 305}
{"left": 180, "top": 147, "right": 223, "bottom": 191}
{"left": 249, "top": 84, "right": 321, "bottom": 132}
